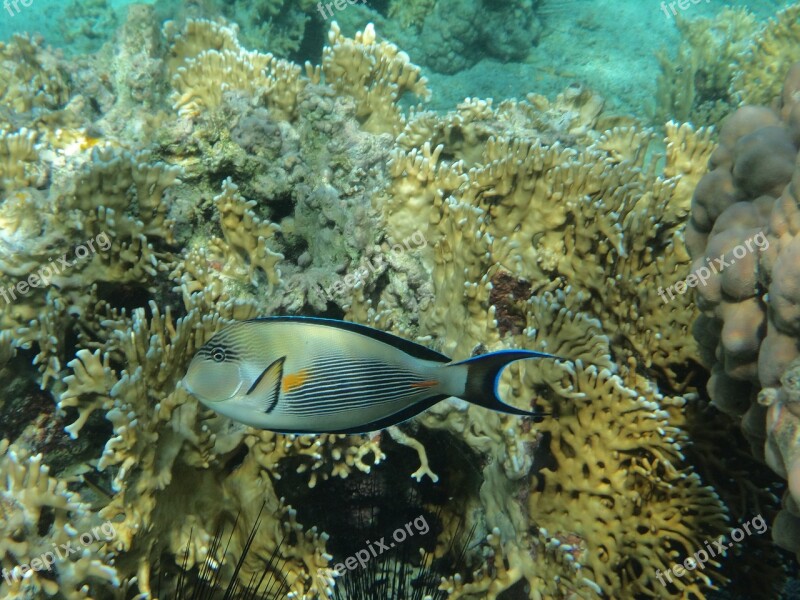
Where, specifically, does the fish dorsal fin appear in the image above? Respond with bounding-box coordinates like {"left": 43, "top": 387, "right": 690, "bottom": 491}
{"left": 244, "top": 357, "right": 285, "bottom": 413}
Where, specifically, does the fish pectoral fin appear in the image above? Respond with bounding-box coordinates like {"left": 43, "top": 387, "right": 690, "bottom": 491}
{"left": 244, "top": 357, "right": 285, "bottom": 413}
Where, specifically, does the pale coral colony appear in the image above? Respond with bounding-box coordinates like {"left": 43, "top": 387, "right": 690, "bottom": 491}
{"left": 1, "top": 0, "right": 800, "bottom": 599}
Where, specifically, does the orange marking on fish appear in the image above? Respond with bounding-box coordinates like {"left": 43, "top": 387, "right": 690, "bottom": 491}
{"left": 410, "top": 379, "right": 438, "bottom": 389}
{"left": 282, "top": 369, "right": 310, "bottom": 393}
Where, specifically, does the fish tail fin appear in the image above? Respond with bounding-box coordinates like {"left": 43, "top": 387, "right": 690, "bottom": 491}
{"left": 449, "top": 349, "right": 558, "bottom": 418}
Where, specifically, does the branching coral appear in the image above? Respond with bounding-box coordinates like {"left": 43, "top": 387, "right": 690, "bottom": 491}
{"left": 655, "top": 3, "right": 800, "bottom": 127}
{"left": 214, "top": 178, "right": 284, "bottom": 289}
{"left": 0, "top": 128, "right": 44, "bottom": 192}
{"left": 653, "top": 8, "right": 757, "bottom": 126}
{"left": 168, "top": 19, "right": 304, "bottom": 120}
{"left": 316, "top": 23, "right": 430, "bottom": 135}
{"left": 56, "top": 291, "right": 347, "bottom": 597}
{"left": 0, "top": 440, "right": 118, "bottom": 599}
{"left": 0, "top": 34, "right": 70, "bottom": 117}
{"left": 344, "top": 88, "right": 729, "bottom": 596}
{"left": 731, "top": 3, "right": 800, "bottom": 106}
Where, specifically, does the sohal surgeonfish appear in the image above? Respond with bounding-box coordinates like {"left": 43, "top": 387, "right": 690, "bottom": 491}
{"left": 182, "top": 316, "right": 559, "bottom": 434}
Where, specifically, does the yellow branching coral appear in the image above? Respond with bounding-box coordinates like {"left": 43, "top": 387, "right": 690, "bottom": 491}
{"left": 318, "top": 23, "right": 430, "bottom": 134}
{"left": 246, "top": 430, "right": 386, "bottom": 489}
{"left": 0, "top": 34, "right": 69, "bottom": 115}
{"left": 653, "top": 7, "right": 757, "bottom": 126}
{"left": 163, "top": 18, "right": 241, "bottom": 77}
{"left": 0, "top": 128, "right": 44, "bottom": 192}
{"left": 171, "top": 48, "right": 275, "bottom": 117}
{"left": 656, "top": 3, "right": 800, "bottom": 126}
{"left": 168, "top": 19, "right": 304, "bottom": 119}
{"left": 0, "top": 441, "right": 118, "bottom": 599}
{"left": 214, "top": 178, "right": 284, "bottom": 289}
{"left": 731, "top": 3, "right": 800, "bottom": 105}
{"left": 60, "top": 146, "right": 180, "bottom": 243}
{"left": 383, "top": 99, "right": 713, "bottom": 387}
{"left": 344, "top": 87, "right": 729, "bottom": 597}
{"left": 527, "top": 362, "right": 727, "bottom": 598}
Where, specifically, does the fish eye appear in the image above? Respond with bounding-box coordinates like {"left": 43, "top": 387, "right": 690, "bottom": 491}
{"left": 211, "top": 347, "right": 227, "bottom": 363}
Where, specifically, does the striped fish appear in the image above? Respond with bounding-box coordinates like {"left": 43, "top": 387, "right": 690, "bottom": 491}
{"left": 181, "top": 316, "right": 558, "bottom": 434}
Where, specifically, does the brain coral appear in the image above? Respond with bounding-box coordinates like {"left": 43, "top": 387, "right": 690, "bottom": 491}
{"left": 0, "top": 4, "right": 787, "bottom": 600}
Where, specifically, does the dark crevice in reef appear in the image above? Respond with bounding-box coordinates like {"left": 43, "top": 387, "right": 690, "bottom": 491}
{"left": 267, "top": 191, "right": 296, "bottom": 223}
{"left": 95, "top": 281, "right": 154, "bottom": 316}
{"left": 0, "top": 355, "right": 112, "bottom": 475}
{"left": 274, "top": 427, "right": 482, "bottom": 560}
{"left": 274, "top": 427, "right": 486, "bottom": 598}
{"left": 497, "top": 579, "right": 532, "bottom": 599}
{"left": 316, "top": 303, "right": 347, "bottom": 320}
{"left": 365, "top": 269, "right": 390, "bottom": 307}
{"left": 275, "top": 230, "right": 306, "bottom": 263}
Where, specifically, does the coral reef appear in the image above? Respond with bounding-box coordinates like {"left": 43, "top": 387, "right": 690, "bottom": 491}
{"left": 653, "top": 7, "right": 757, "bottom": 127}
{"left": 345, "top": 88, "right": 727, "bottom": 596}
{"left": 168, "top": 18, "right": 304, "bottom": 120}
{"left": 2, "top": 3, "right": 797, "bottom": 599}
{"left": 313, "top": 22, "right": 430, "bottom": 135}
{"left": 654, "top": 4, "right": 800, "bottom": 128}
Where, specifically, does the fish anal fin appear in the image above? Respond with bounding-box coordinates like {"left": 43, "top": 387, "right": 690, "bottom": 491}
{"left": 246, "top": 357, "right": 285, "bottom": 413}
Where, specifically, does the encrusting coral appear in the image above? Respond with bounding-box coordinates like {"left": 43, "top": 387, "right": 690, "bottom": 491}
{"left": 0, "top": 3, "right": 794, "bottom": 599}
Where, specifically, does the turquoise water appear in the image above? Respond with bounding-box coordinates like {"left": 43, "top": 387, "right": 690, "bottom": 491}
{"left": 0, "top": 0, "right": 789, "bottom": 114}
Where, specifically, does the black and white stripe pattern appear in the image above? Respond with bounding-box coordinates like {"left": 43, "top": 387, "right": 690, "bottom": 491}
{"left": 279, "top": 356, "right": 433, "bottom": 416}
